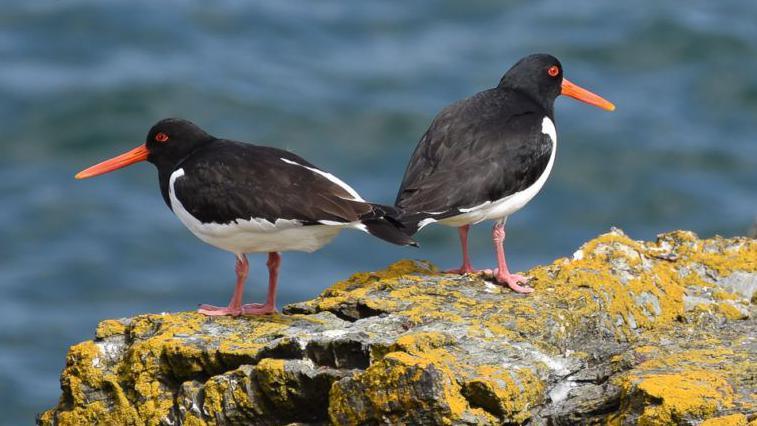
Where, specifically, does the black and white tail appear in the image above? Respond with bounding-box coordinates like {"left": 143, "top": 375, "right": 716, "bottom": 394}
{"left": 394, "top": 210, "right": 453, "bottom": 236}
{"left": 360, "top": 204, "right": 418, "bottom": 247}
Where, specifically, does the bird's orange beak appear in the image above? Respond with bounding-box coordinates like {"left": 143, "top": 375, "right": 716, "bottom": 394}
{"left": 75, "top": 144, "right": 149, "bottom": 179}
{"left": 561, "top": 79, "right": 615, "bottom": 111}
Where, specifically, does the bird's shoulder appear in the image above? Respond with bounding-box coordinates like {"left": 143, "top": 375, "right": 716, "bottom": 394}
{"left": 181, "top": 140, "right": 312, "bottom": 169}
{"left": 425, "top": 88, "right": 545, "bottom": 149}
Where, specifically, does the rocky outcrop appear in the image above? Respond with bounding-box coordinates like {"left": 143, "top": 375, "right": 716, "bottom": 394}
{"left": 39, "top": 230, "right": 756, "bottom": 425}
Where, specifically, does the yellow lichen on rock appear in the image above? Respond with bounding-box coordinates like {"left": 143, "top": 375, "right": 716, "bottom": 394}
{"left": 687, "top": 237, "right": 757, "bottom": 276}
{"left": 717, "top": 302, "right": 749, "bottom": 320}
{"left": 40, "top": 340, "right": 139, "bottom": 425}
{"left": 615, "top": 336, "right": 754, "bottom": 425}
{"left": 701, "top": 413, "right": 749, "bottom": 426}
{"left": 301, "top": 259, "right": 435, "bottom": 317}
{"left": 255, "top": 358, "right": 294, "bottom": 410}
{"left": 543, "top": 231, "right": 687, "bottom": 338}
{"left": 463, "top": 365, "right": 544, "bottom": 423}
{"left": 39, "top": 311, "right": 302, "bottom": 425}
{"left": 325, "top": 258, "right": 435, "bottom": 297}
{"left": 117, "top": 313, "right": 209, "bottom": 423}
{"left": 95, "top": 318, "right": 128, "bottom": 339}
{"left": 390, "top": 331, "right": 456, "bottom": 354}
{"left": 329, "top": 349, "right": 494, "bottom": 425}
{"left": 40, "top": 230, "right": 756, "bottom": 425}
{"left": 621, "top": 370, "right": 734, "bottom": 425}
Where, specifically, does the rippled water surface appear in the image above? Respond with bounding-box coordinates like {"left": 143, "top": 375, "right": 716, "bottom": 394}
{"left": 1, "top": 1, "right": 756, "bottom": 422}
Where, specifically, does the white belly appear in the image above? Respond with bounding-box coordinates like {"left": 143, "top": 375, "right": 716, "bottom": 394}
{"left": 168, "top": 168, "right": 352, "bottom": 255}
{"left": 435, "top": 116, "right": 557, "bottom": 228}
{"left": 179, "top": 220, "right": 343, "bottom": 254}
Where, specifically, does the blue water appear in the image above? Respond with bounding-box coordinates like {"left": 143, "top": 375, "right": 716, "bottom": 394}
{"left": 1, "top": 1, "right": 756, "bottom": 422}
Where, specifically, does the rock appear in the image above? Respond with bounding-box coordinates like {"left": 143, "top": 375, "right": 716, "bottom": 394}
{"left": 38, "top": 230, "right": 756, "bottom": 425}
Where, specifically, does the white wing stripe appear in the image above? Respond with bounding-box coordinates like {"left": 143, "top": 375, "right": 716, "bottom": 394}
{"left": 280, "top": 158, "right": 364, "bottom": 201}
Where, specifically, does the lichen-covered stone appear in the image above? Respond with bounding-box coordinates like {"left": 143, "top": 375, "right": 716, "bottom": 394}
{"left": 38, "top": 230, "right": 756, "bottom": 425}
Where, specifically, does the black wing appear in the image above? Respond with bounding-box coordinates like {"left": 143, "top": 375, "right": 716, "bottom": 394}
{"left": 395, "top": 88, "right": 553, "bottom": 216}
{"left": 169, "top": 141, "right": 374, "bottom": 225}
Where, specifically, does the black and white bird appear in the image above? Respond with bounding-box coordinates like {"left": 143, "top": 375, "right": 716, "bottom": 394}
{"left": 76, "top": 118, "right": 415, "bottom": 315}
{"left": 395, "top": 54, "right": 614, "bottom": 293}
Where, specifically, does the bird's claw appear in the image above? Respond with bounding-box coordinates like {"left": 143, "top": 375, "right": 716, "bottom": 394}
{"left": 198, "top": 304, "right": 243, "bottom": 316}
{"left": 241, "top": 303, "right": 277, "bottom": 315}
{"left": 445, "top": 265, "right": 481, "bottom": 275}
{"left": 482, "top": 269, "right": 534, "bottom": 293}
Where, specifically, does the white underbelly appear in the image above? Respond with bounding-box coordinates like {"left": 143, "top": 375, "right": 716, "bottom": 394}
{"left": 168, "top": 168, "right": 353, "bottom": 254}
{"left": 181, "top": 220, "right": 344, "bottom": 254}
{"left": 437, "top": 185, "right": 545, "bottom": 227}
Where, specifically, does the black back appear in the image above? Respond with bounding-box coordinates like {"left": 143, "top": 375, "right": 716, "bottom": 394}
{"left": 395, "top": 54, "right": 562, "bottom": 225}
{"left": 168, "top": 141, "right": 374, "bottom": 225}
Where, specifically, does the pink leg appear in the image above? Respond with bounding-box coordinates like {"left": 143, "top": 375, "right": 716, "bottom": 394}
{"left": 445, "top": 225, "right": 480, "bottom": 274}
{"left": 198, "top": 254, "right": 249, "bottom": 316}
{"left": 486, "top": 222, "right": 533, "bottom": 293}
{"left": 242, "top": 252, "right": 280, "bottom": 315}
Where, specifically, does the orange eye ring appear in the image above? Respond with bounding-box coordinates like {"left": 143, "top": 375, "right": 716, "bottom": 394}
{"left": 547, "top": 65, "right": 560, "bottom": 77}
{"left": 155, "top": 132, "right": 169, "bottom": 143}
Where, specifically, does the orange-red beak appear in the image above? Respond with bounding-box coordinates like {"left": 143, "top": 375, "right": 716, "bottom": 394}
{"left": 561, "top": 78, "right": 615, "bottom": 111}
{"left": 75, "top": 144, "right": 149, "bottom": 179}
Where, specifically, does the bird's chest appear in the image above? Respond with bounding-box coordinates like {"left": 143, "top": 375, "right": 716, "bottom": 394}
{"left": 440, "top": 116, "right": 557, "bottom": 225}
{"left": 500, "top": 127, "right": 554, "bottom": 188}
{"left": 488, "top": 116, "right": 557, "bottom": 216}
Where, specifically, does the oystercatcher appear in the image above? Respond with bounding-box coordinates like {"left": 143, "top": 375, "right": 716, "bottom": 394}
{"left": 395, "top": 54, "right": 614, "bottom": 293}
{"left": 76, "top": 118, "right": 415, "bottom": 315}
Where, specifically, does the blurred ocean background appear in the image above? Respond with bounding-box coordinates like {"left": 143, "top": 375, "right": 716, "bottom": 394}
{"left": 1, "top": 0, "right": 756, "bottom": 422}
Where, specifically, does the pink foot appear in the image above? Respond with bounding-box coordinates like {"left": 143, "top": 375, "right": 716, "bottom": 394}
{"left": 198, "top": 304, "right": 242, "bottom": 316}
{"left": 482, "top": 269, "right": 534, "bottom": 294}
{"left": 445, "top": 265, "right": 481, "bottom": 275}
{"left": 242, "top": 303, "right": 277, "bottom": 315}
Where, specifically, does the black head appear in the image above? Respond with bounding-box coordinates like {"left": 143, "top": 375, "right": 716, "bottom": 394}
{"left": 75, "top": 118, "right": 214, "bottom": 180}
{"left": 145, "top": 118, "right": 214, "bottom": 169}
{"left": 498, "top": 54, "right": 564, "bottom": 112}
{"left": 498, "top": 53, "right": 615, "bottom": 115}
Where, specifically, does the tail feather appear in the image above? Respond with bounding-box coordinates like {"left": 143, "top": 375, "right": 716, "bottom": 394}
{"left": 391, "top": 207, "right": 455, "bottom": 236}
{"left": 361, "top": 204, "right": 418, "bottom": 247}
{"left": 393, "top": 211, "right": 435, "bottom": 236}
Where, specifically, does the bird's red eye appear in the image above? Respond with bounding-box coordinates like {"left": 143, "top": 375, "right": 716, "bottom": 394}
{"left": 155, "top": 132, "right": 169, "bottom": 143}
{"left": 547, "top": 65, "right": 560, "bottom": 77}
